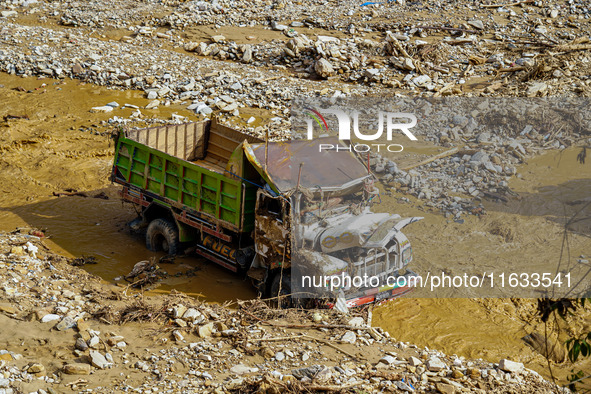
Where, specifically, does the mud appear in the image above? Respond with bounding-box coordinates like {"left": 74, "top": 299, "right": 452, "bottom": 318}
{"left": 0, "top": 70, "right": 590, "bottom": 387}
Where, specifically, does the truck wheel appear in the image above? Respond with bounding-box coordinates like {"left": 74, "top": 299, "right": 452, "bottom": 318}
{"left": 146, "top": 219, "right": 179, "bottom": 255}
{"left": 270, "top": 272, "right": 293, "bottom": 308}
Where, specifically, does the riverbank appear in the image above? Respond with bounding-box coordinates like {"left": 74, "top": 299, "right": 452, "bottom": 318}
{"left": 0, "top": 229, "right": 565, "bottom": 393}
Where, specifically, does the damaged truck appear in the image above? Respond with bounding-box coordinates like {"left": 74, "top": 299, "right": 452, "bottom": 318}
{"left": 111, "top": 118, "right": 421, "bottom": 308}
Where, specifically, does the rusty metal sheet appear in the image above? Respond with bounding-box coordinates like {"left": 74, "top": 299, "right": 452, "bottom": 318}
{"left": 249, "top": 137, "right": 369, "bottom": 193}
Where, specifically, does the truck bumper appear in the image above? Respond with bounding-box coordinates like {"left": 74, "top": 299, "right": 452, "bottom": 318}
{"left": 327, "top": 269, "right": 418, "bottom": 309}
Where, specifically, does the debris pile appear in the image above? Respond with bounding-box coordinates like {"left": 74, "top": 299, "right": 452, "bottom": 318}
{"left": 0, "top": 230, "right": 568, "bottom": 392}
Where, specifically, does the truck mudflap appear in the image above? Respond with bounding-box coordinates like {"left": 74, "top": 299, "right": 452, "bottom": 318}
{"left": 325, "top": 269, "right": 418, "bottom": 309}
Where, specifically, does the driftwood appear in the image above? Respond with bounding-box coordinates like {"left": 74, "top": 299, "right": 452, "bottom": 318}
{"left": 241, "top": 309, "right": 372, "bottom": 331}
{"left": 416, "top": 25, "right": 479, "bottom": 34}
{"left": 481, "top": 0, "right": 533, "bottom": 8}
{"left": 401, "top": 147, "right": 460, "bottom": 171}
{"left": 552, "top": 43, "right": 591, "bottom": 53}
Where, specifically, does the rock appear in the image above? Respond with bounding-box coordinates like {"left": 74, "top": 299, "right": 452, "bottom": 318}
{"left": 230, "top": 364, "right": 259, "bottom": 375}
{"left": 498, "top": 359, "right": 524, "bottom": 373}
{"left": 174, "top": 305, "right": 188, "bottom": 319}
{"left": 242, "top": 45, "right": 252, "bottom": 63}
{"left": 210, "top": 35, "right": 226, "bottom": 43}
{"left": 63, "top": 363, "right": 91, "bottom": 375}
{"left": 88, "top": 335, "right": 100, "bottom": 348}
{"left": 401, "top": 57, "right": 415, "bottom": 71}
{"left": 0, "top": 305, "right": 16, "bottom": 315}
{"left": 348, "top": 316, "right": 365, "bottom": 327}
{"left": 90, "top": 106, "right": 114, "bottom": 113}
{"left": 145, "top": 99, "right": 160, "bottom": 109}
{"left": 55, "top": 316, "right": 76, "bottom": 331}
{"left": 412, "top": 75, "right": 431, "bottom": 87}
{"left": 172, "top": 330, "right": 184, "bottom": 342}
{"left": 27, "top": 363, "right": 45, "bottom": 374}
{"left": 77, "top": 319, "right": 90, "bottom": 332}
{"left": 408, "top": 356, "right": 422, "bottom": 366}
{"left": 71, "top": 63, "right": 84, "bottom": 74}
{"left": 198, "top": 322, "right": 215, "bottom": 338}
{"left": 395, "top": 381, "right": 414, "bottom": 391}
{"left": 1, "top": 11, "right": 17, "bottom": 18}
{"left": 314, "top": 59, "right": 335, "bottom": 78}
{"left": 467, "top": 19, "right": 484, "bottom": 30}
{"left": 426, "top": 357, "right": 447, "bottom": 372}
{"left": 146, "top": 90, "right": 158, "bottom": 100}
{"left": 436, "top": 382, "right": 455, "bottom": 394}
{"left": 106, "top": 101, "right": 119, "bottom": 108}
{"left": 271, "top": 21, "right": 289, "bottom": 31}
{"left": 364, "top": 68, "right": 381, "bottom": 80}
{"left": 41, "top": 314, "right": 61, "bottom": 323}
{"left": 90, "top": 350, "right": 111, "bottom": 369}
{"left": 197, "top": 105, "right": 213, "bottom": 116}
{"left": 549, "top": 9, "right": 559, "bottom": 18}
{"left": 341, "top": 331, "right": 356, "bottom": 344}
{"left": 75, "top": 337, "right": 88, "bottom": 351}
{"left": 0, "top": 378, "right": 8, "bottom": 388}
{"left": 378, "top": 355, "right": 397, "bottom": 365}
{"left": 106, "top": 336, "right": 124, "bottom": 346}
{"left": 184, "top": 42, "right": 201, "bottom": 52}
{"left": 470, "top": 151, "right": 489, "bottom": 164}
{"left": 275, "top": 351, "right": 285, "bottom": 361}
{"left": 292, "top": 365, "right": 323, "bottom": 380}
{"left": 182, "top": 308, "right": 200, "bottom": 320}
{"left": 526, "top": 82, "right": 548, "bottom": 97}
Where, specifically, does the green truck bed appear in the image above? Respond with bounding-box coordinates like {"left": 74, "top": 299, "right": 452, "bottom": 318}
{"left": 111, "top": 120, "right": 262, "bottom": 233}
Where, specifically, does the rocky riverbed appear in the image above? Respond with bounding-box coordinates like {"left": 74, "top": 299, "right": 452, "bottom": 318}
{"left": 1, "top": 0, "right": 591, "bottom": 392}
{"left": 2, "top": 0, "right": 591, "bottom": 217}
{"left": 0, "top": 230, "right": 567, "bottom": 393}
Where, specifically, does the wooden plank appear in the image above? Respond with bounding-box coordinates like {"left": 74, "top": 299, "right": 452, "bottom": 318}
{"left": 401, "top": 147, "right": 460, "bottom": 171}
{"left": 174, "top": 125, "right": 178, "bottom": 158}
{"left": 183, "top": 124, "right": 188, "bottom": 161}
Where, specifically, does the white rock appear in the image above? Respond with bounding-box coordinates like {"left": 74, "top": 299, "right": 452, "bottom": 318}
{"left": 378, "top": 355, "right": 397, "bottom": 365}
{"left": 230, "top": 364, "right": 258, "bottom": 375}
{"left": 526, "top": 82, "right": 548, "bottom": 97}
{"left": 341, "top": 331, "right": 357, "bottom": 344}
{"left": 145, "top": 99, "right": 160, "bottom": 109}
{"left": 173, "top": 330, "right": 184, "bottom": 342}
{"left": 499, "top": 359, "right": 524, "bottom": 373}
{"left": 314, "top": 58, "right": 335, "bottom": 78}
{"left": 182, "top": 308, "right": 200, "bottom": 320}
{"left": 412, "top": 75, "right": 432, "bottom": 87}
{"left": 90, "top": 106, "right": 114, "bottom": 113}
{"left": 348, "top": 317, "right": 366, "bottom": 327}
{"left": 408, "top": 356, "right": 422, "bottom": 366}
{"left": 1, "top": 11, "right": 17, "bottom": 18}
{"left": 41, "top": 314, "right": 61, "bottom": 323}
{"left": 426, "top": 357, "right": 446, "bottom": 372}
{"left": 88, "top": 335, "right": 100, "bottom": 348}
{"left": 90, "top": 350, "right": 111, "bottom": 369}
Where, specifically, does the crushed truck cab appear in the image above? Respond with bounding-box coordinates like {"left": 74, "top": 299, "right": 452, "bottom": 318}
{"left": 111, "top": 119, "right": 421, "bottom": 308}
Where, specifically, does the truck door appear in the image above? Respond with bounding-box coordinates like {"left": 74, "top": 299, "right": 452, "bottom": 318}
{"left": 253, "top": 189, "right": 290, "bottom": 269}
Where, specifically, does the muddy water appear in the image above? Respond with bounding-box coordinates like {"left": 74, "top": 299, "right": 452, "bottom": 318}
{"left": 373, "top": 146, "right": 591, "bottom": 383}
{"left": 1, "top": 71, "right": 590, "bottom": 384}
{"left": 0, "top": 72, "right": 256, "bottom": 302}
{"left": 2, "top": 191, "right": 256, "bottom": 302}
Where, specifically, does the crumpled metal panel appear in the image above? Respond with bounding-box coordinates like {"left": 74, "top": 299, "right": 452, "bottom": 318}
{"left": 249, "top": 137, "right": 369, "bottom": 193}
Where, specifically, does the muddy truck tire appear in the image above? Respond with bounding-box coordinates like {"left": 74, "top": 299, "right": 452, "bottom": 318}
{"left": 146, "top": 218, "right": 180, "bottom": 255}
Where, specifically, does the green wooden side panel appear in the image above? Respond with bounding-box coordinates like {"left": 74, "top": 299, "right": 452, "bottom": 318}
{"left": 113, "top": 136, "right": 255, "bottom": 232}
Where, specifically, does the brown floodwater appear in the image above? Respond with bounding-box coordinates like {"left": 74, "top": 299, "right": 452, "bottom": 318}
{"left": 0, "top": 71, "right": 589, "bottom": 386}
